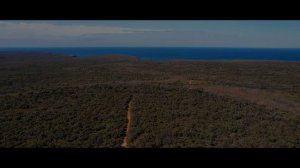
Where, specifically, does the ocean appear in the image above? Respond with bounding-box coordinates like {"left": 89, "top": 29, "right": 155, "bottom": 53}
{"left": 1, "top": 47, "right": 300, "bottom": 61}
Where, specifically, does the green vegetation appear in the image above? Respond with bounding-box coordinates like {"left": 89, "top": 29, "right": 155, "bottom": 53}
{"left": 129, "top": 84, "right": 298, "bottom": 147}
{"left": 0, "top": 85, "right": 131, "bottom": 147}
{"left": 0, "top": 53, "right": 299, "bottom": 147}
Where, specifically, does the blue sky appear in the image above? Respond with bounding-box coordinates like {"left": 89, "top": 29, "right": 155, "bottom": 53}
{"left": 0, "top": 20, "right": 300, "bottom": 48}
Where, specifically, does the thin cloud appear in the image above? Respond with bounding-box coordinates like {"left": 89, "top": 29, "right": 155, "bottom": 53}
{"left": 0, "top": 21, "right": 168, "bottom": 39}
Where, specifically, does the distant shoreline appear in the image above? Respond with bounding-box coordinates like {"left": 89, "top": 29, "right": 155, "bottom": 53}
{"left": 1, "top": 48, "right": 300, "bottom": 62}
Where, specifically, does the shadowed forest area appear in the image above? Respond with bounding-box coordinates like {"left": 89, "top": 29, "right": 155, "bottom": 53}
{"left": 0, "top": 53, "right": 299, "bottom": 147}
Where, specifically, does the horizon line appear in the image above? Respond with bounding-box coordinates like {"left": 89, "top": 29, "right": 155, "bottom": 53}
{"left": 1, "top": 46, "right": 300, "bottom": 49}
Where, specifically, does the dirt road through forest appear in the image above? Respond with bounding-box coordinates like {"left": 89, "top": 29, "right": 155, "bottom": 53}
{"left": 121, "top": 97, "right": 133, "bottom": 148}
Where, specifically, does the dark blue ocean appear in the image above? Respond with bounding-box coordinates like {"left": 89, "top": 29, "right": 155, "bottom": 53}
{"left": 1, "top": 47, "right": 300, "bottom": 61}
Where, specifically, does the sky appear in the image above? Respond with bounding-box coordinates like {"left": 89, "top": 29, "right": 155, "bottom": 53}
{"left": 0, "top": 20, "right": 300, "bottom": 48}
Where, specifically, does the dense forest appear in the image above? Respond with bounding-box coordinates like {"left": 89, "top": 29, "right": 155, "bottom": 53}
{"left": 0, "top": 53, "right": 299, "bottom": 147}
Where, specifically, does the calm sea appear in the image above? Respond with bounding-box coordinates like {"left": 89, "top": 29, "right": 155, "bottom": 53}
{"left": 1, "top": 47, "right": 300, "bottom": 61}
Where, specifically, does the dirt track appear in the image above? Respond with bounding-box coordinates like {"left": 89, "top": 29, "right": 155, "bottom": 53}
{"left": 121, "top": 97, "right": 133, "bottom": 148}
